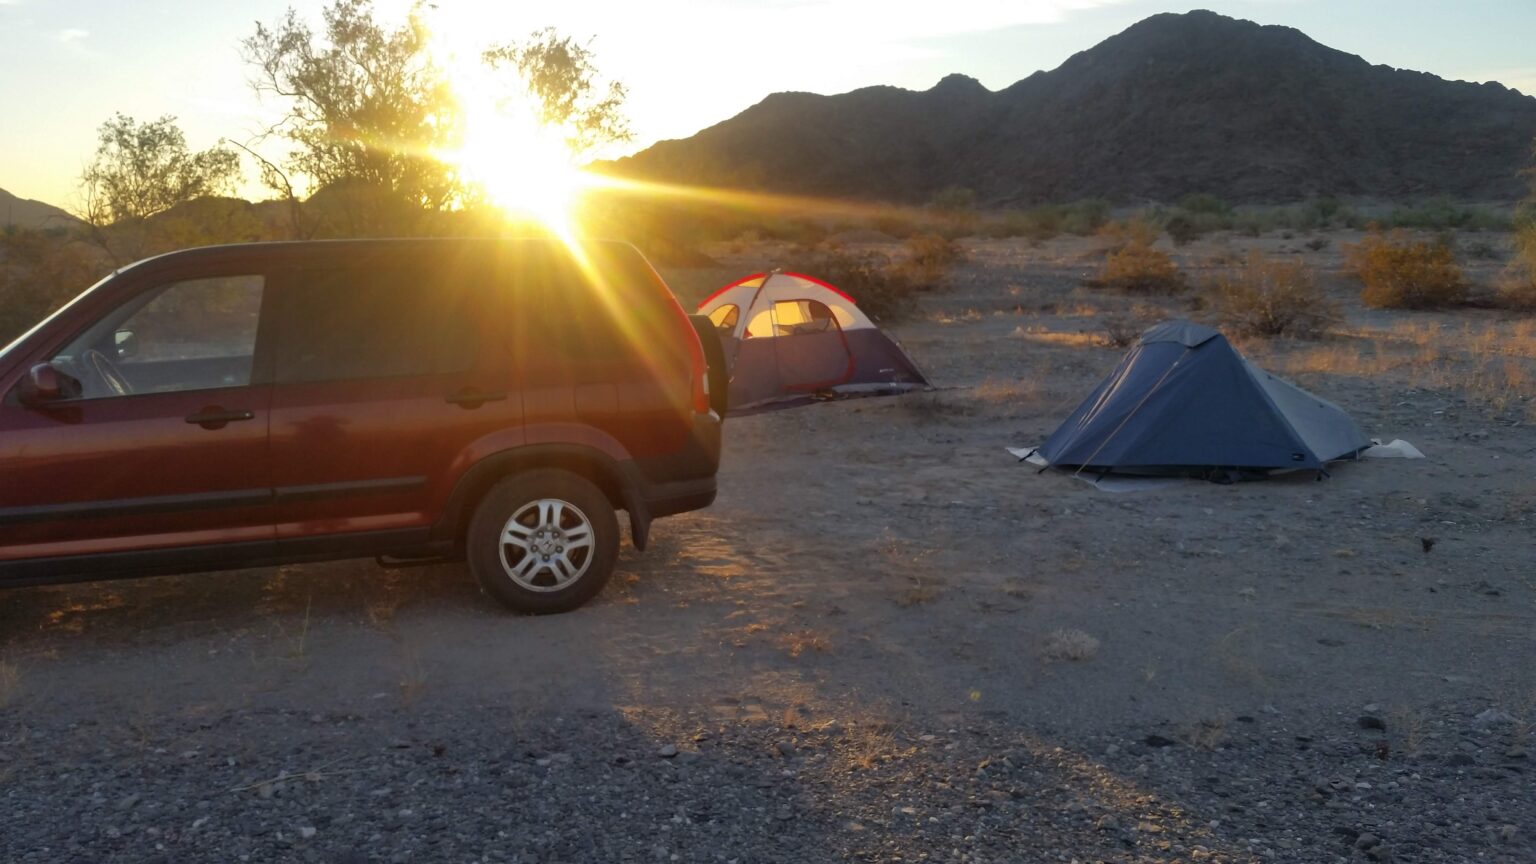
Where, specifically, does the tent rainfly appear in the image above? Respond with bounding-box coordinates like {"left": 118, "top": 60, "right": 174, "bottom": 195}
{"left": 698, "top": 272, "right": 930, "bottom": 414}
{"left": 1034, "top": 320, "right": 1370, "bottom": 478}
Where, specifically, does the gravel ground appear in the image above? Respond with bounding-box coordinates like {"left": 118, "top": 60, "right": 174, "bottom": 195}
{"left": 3, "top": 698, "right": 1530, "bottom": 863}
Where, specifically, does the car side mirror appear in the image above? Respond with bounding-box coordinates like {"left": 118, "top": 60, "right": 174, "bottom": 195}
{"left": 19, "top": 362, "right": 82, "bottom": 405}
{"left": 114, "top": 328, "right": 139, "bottom": 360}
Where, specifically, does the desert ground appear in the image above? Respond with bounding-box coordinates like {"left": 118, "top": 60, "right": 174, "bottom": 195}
{"left": 2, "top": 230, "right": 1534, "bottom": 863}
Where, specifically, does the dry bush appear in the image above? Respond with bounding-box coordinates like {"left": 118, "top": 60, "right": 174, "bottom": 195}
{"left": 1164, "top": 213, "right": 1201, "bottom": 246}
{"left": 784, "top": 235, "right": 962, "bottom": 322}
{"left": 1097, "top": 241, "right": 1184, "bottom": 294}
{"left": 1099, "top": 303, "right": 1165, "bottom": 347}
{"left": 902, "top": 232, "right": 963, "bottom": 282}
{"left": 0, "top": 228, "right": 105, "bottom": 343}
{"left": 1345, "top": 228, "right": 1467, "bottom": 309}
{"left": 1502, "top": 227, "right": 1536, "bottom": 310}
{"left": 1061, "top": 199, "right": 1112, "bottom": 235}
{"left": 780, "top": 246, "right": 918, "bottom": 322}
{"left": 1205, "top": 251, "right": 1336, "bottom": 337}
{"left": 1100, "top": 316, "right": 1144, "bottom": 347}
{"left": 1096, "top": 217, "right": 1160, "bottom": 253}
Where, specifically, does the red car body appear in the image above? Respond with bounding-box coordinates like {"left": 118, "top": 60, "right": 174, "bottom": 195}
{"left": 0, "top": 238, "right": 720, "bottom": 600}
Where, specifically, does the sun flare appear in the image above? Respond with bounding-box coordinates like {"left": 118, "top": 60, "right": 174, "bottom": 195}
{"left": 436, "top": 53, "right": 590, "bottom": 239}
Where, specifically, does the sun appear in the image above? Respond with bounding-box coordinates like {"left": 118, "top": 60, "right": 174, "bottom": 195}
{"left": 437, "top": 55, "right": 590, "bottom": 239}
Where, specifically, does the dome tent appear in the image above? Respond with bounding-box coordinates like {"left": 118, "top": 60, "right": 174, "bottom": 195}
{"left": 698, "top": 271, "right": 930, "bottom": 414}
{"left": 1035, "top": 320, "right": 1369, "bottom": 478}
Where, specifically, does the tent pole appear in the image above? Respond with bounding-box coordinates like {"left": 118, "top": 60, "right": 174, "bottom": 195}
{"left": 1071, "top": 346, "right": 1191, "bottom": 478}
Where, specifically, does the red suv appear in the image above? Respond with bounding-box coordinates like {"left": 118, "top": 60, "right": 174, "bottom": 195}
{"left": 0, "top": 238, "right": 722, "bottom": 613}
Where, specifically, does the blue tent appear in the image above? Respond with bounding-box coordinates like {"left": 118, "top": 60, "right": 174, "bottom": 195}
{"left": 1037, "top": 320, "right": 1370, "bottom": 477}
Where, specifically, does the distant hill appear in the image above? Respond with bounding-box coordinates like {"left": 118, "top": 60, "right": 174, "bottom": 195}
{"left": 608, "top": 10, "right": 1536, "bottom": 205}
{"left": 0, "top": 188, "right": 79, "bottom": 230}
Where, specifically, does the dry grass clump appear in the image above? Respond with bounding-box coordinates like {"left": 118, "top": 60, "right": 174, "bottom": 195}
{"left": 1204, "top": 251, "right": 1336, "bottom": 337}
{"left": 777, "top": 630, "right": 831, "bottom": 659}
{"left": 1041, "top": 628, "right": 1100, "bottom": 661}
{"left": 1345, "top": 228, "right": 1466, "bottom": 309}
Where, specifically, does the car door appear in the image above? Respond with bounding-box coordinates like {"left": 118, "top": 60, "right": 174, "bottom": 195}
{"left": 266, "top": 249, "right": 519, "bottom": 548}
{"left": 0, "top": 266, "right": 276, "bottom": 567}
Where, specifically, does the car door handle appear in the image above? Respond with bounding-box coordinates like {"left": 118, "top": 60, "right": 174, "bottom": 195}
{"left": 445, "top": 388, "right": 507, "bottom": 408}
{"left": 185, "top": 408, "right": 255, "bottom": 429}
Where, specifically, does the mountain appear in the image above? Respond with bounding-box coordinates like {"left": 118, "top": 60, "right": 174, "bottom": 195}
{"left": 609, "top": 10, "right": 1536, "bottom": 205}
{"left": 0, "top": 188, "right": 79, "bottom": 230}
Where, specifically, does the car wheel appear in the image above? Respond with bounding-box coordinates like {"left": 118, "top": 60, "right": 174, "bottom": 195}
{"left": 467, "top": 469, "right": 620, "bottom": 614}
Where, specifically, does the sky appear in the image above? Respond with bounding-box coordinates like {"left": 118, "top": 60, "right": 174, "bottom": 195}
{"left": 3, "top": 0, "right": 1535, "bottom": 208}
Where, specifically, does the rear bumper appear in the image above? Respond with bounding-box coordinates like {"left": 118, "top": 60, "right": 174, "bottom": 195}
{"left": 641, "top": 475, "right": 717, "bottom": 519}
{"left": 632, "top": 411, "right": 722, "bottom": 487}
{"left": 620, "top": 412, "right": 721, "bottom": 548}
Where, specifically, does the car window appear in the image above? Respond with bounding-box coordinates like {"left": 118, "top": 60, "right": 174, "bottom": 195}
{"left": 275, "top": 265, "right": 478, "bottom": 384}
{"left": 51, "top": 275, "right": 265, "bottom": 399}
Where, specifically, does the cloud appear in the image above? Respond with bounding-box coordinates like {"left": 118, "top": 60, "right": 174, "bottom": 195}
{"left": 56, "top": 27, "right": 88, "bottom": 42}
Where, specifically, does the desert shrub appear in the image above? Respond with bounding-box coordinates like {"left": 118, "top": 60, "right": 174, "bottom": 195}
{"left": 902, "top": 232, "right": 963, "bottom": 282}
{"left": 928, "top": 186, "right": 979, "bottom": 238}
{"left": 1097, "top": 240, "right": 1183, "bottom": 295}
{"left": 1231, "top": 210, "right": 1270, "bottom": 237}
{"left": 1345, "top": 228, "right": 1467, "bottom": 309}
{"left": 1165, "top": 213, "right": 1201, "bottom": 246}
{"left": 1060, "top": 198, "right": 1111, "bottom": 235}
{"left": 1178, "top": 193, "right": 1231, "bottom": 216}
{"left": 1097, "top": 217, "right": 1160, "bottom": 252}
{"left": 0, "top": 228, "right": 105, "bottom": 343}
{"left": 1387, "top": 198, "right": 1511, "bottom": 232}
{"left": 1024, "top": 206, "right": 1066, "bottom": 242}
{"left": 1099, "top": 305, "right": 1161, "bottom": 347}
{"left": 781, "top": 246, "right": 919, "bottom": 322}
{"left": 1205, "top": 251, "right": 1336, "bottom": 337}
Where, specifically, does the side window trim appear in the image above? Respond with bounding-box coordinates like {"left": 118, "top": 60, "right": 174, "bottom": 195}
{"left": 42, "top": 268, "right": 276, "bottom": 402}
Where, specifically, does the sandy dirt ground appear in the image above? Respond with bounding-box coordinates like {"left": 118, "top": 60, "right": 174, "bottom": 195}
{"left": 2, "top": 231, "right": 1534, "bottom": 862}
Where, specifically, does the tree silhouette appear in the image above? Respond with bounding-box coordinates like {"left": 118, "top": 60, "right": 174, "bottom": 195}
{"left": 77, "top": 114, "right": 241, "bottom": 262}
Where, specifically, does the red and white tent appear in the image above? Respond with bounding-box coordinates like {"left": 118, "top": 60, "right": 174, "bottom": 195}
{"left": 698, "top": 271, "right": 930, "bottom": 414}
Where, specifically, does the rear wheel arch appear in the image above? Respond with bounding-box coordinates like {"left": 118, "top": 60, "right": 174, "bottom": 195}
{"left": 436, "top": 445, "right": 638, "bottom": 551}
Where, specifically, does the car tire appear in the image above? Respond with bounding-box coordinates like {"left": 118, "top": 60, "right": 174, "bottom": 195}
{"left": 467, "top": 469, "right": 620, "bottom": 614}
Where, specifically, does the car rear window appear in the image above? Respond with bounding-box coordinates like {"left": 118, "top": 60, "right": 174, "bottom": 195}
{"left": 275, "top": 263, "right": 479, "bottom": 383}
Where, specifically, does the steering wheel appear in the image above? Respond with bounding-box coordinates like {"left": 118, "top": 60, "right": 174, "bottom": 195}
{"left": 82, "top": 348, "right": 133, "bottom": 397}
